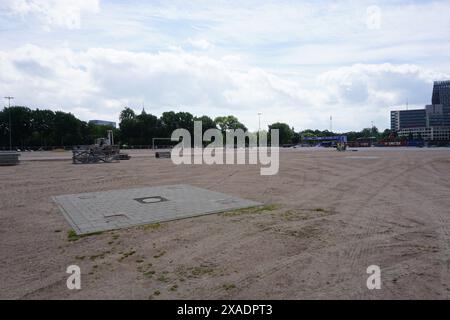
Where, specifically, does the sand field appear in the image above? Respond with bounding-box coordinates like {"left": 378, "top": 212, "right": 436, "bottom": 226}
{"left": 1, "top": 148, "right": 450, "bottom": 299}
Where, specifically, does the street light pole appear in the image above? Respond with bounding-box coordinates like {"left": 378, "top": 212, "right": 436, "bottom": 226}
{"left": 258, "top": 113, "right": 262, "bottom": 132}
{"left": 257, "top": 113, "right": 262, "bottom": 147}
{"left": 4, "top": 96, "right": 14, "bottom": 151}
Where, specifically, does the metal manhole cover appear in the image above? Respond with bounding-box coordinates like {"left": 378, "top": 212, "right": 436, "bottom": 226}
{"left": 134, "top": 196, "right": 168, "bottom": 204}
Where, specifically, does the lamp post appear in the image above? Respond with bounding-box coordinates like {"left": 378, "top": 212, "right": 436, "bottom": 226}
{"left": 4, "top": 96, "right": 14, "bottom": 151}
{"left": 257, "top": 112, "right": 262, "bottom": 147}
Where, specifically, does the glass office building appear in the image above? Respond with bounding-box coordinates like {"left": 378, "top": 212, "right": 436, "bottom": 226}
{"left": 391, "top": 81, "right": 450, "bottom": 141}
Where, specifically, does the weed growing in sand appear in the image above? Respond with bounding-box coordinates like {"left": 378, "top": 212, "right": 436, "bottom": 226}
{"left": 67, "top": 230, "right": 103, "bottom": 242}
{"left": 157, "top": 274, "right": 170, "bottom": 282}
{"left": 143, "top": 270, "right": 156, "bottom": 278}
{"left": 191, "top": 265, "right": 216, "bottom": 277}
{"left": 280, "top": 207, "right": 334, "bottom": 222}
{"left": 140, "top": 222, "right": 164, "bottom": 231}
{"left": 175, "top": 264, "right": 219, "bottom": 279}
{"left": 89, "top": 251, "right": 111, "bottom": 261}
{"left": 138, "top": 263, "right": 155, "bottom": 278}
{"left": 222, "top": 204, "right": 280, "bottom": 217}
{"left": 118, "top": 250, "right": 136, "bottom": 262}
{"left": 153, "top": 250, "right": 166, "bottom": 259}
{"left": 222, "top": 283, "right": 236, "bottom": 290}
{"left": 148, "top": 289, "right": 161, "bottom": 300}
{"left": 169, "top": 284, "right": 178, "bottom": 292}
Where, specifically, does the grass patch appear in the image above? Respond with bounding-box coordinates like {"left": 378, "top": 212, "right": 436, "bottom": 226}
{"left": 157, "top": 274, "right": 170, "bottom": 282}
{"left": 118, "top": 250, "right": 136, "bottom": 262}
{"left": 141, "top": 223, "right": 164, "bottom": 231}
{"left": 222, "top": 204, "right": 281, "bottom": 217}
{"left": 67, "top": 230, "right": 103, "bottom": 242}
{"left": 169, "top": 285, "right": 178, "bottom": 292}
{"left": 143, "top": 270, "right": 156, "bottom": 278}
{"left": 175, "top": 264, "right": 220, "bottom": 279}
{"left": 89, "top": 251, "right": 111, "bottom": 261}
{"left": 274, "top": 225, "right": 319, "bottom": 239}
{"left": 222, "top": 283, "right": 236, "bottom": 290}
{"left": 138, "top": 263, "right": 155, "bottom": 278}
{"left": 191, "top": 265, "right": 216, "bottom": 277}
{"left": 153, "top": 250, "right": 166, "bottom": 259}
{"left": 280, "top": 207, "right": 333, "bottom": 222}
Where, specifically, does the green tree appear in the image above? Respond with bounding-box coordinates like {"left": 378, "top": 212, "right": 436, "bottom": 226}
{"left": 30, "top": 109, "right": 55, "bottom": 147}
{"left": 136, "top": 111, "right": 160, "bottom": 145}
{"left": 194, "top": 115, "right": 217, "bottom": 133}
{"left": 120, "top": 107, "right": 136, "bottom": 121}
{"left": 160, "top": 111, "right": 195, "bottom": 137}
{"left": 119, "top": 107, "right": 137, "bottom": 145}
{"left": 268, "top": 122, "right": 294, "bottom": 145}
{"left": 52, "top": 111, "right": 85, "bottom": 146}
{"left": 214, "top": 115, "right": 247, "bottom": 132}
{"left": 380, "top": 129, "right": 392, "bottom": 140}
{"left": 5, "top": 106, "right": 33, "bottom": 148}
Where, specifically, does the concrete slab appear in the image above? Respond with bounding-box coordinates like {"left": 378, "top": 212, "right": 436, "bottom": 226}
{"left": 53, "top": 185, "right": 261, "bottom": 234}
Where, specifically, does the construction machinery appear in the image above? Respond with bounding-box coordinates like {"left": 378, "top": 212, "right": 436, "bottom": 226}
{"left": 72, "top": 130, "right": 123, "bottom": 164}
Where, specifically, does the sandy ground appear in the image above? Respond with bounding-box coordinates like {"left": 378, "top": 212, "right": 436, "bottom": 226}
{"left": 1, "top": 148, "right": 450, "bottom": 300}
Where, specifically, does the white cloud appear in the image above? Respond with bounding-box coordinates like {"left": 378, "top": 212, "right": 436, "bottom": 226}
{"left": 186, "top": 38, "right": 214, "bottom": 51}
{"left": 1, "top": 44, "right": 447, "bottom": 131}
{"left": 1, "top": 1, "right": 450, "bottom": 132}
{"left": 3, "top": 0, "right": 100, "bottom": 29}
{"left": 319, "top": 63, "right": 449, "bottom": 107}
{"left": 0, "top": 45, "right": 319, "bottom": 123}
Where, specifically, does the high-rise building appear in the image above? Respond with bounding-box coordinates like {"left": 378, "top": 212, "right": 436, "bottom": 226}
{"left": 390, "top": 81, "right": 450, "bottom": 142}
{"left": 432, "top": 80, "right": 450, "bottom": 107}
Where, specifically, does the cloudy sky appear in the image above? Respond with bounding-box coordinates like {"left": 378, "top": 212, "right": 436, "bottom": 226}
{"left": 1, "top": 0, "right": 450, "bottom": 131}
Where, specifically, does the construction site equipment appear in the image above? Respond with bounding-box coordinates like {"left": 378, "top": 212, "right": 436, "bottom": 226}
{"left": 118, "top": 153, "right": 131, "bottom": 160}
{"left": 72, "top": 144, "right": 120, "bottom": 164}
{"left": 0, "top": 152, "right": 20, "bottom": 166}
{"left": 72, "top": 130, "right": 121, "bottom": 164}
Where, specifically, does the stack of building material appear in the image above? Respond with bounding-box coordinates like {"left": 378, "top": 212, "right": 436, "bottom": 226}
{"left": 72, "top": 145, "right": 120, "bottom": 164}
{"left": 155, "top": 151, "right": 171, "bottom": 158}
{"left": 0, "top": 152, "right": 20, "bottom": 166}
{"left": 118, "top": 153, "right": 131, "bottom": 160}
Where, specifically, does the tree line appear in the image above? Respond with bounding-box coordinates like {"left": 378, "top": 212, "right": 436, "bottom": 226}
{"left": 0, "top": 106, "right": 118, "bottom": 149}
{"left": 0, "top": 106, "right": 392, "bottom": 150}
{"left": 0, "top": 106, "right": 248, "bottom": 149}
